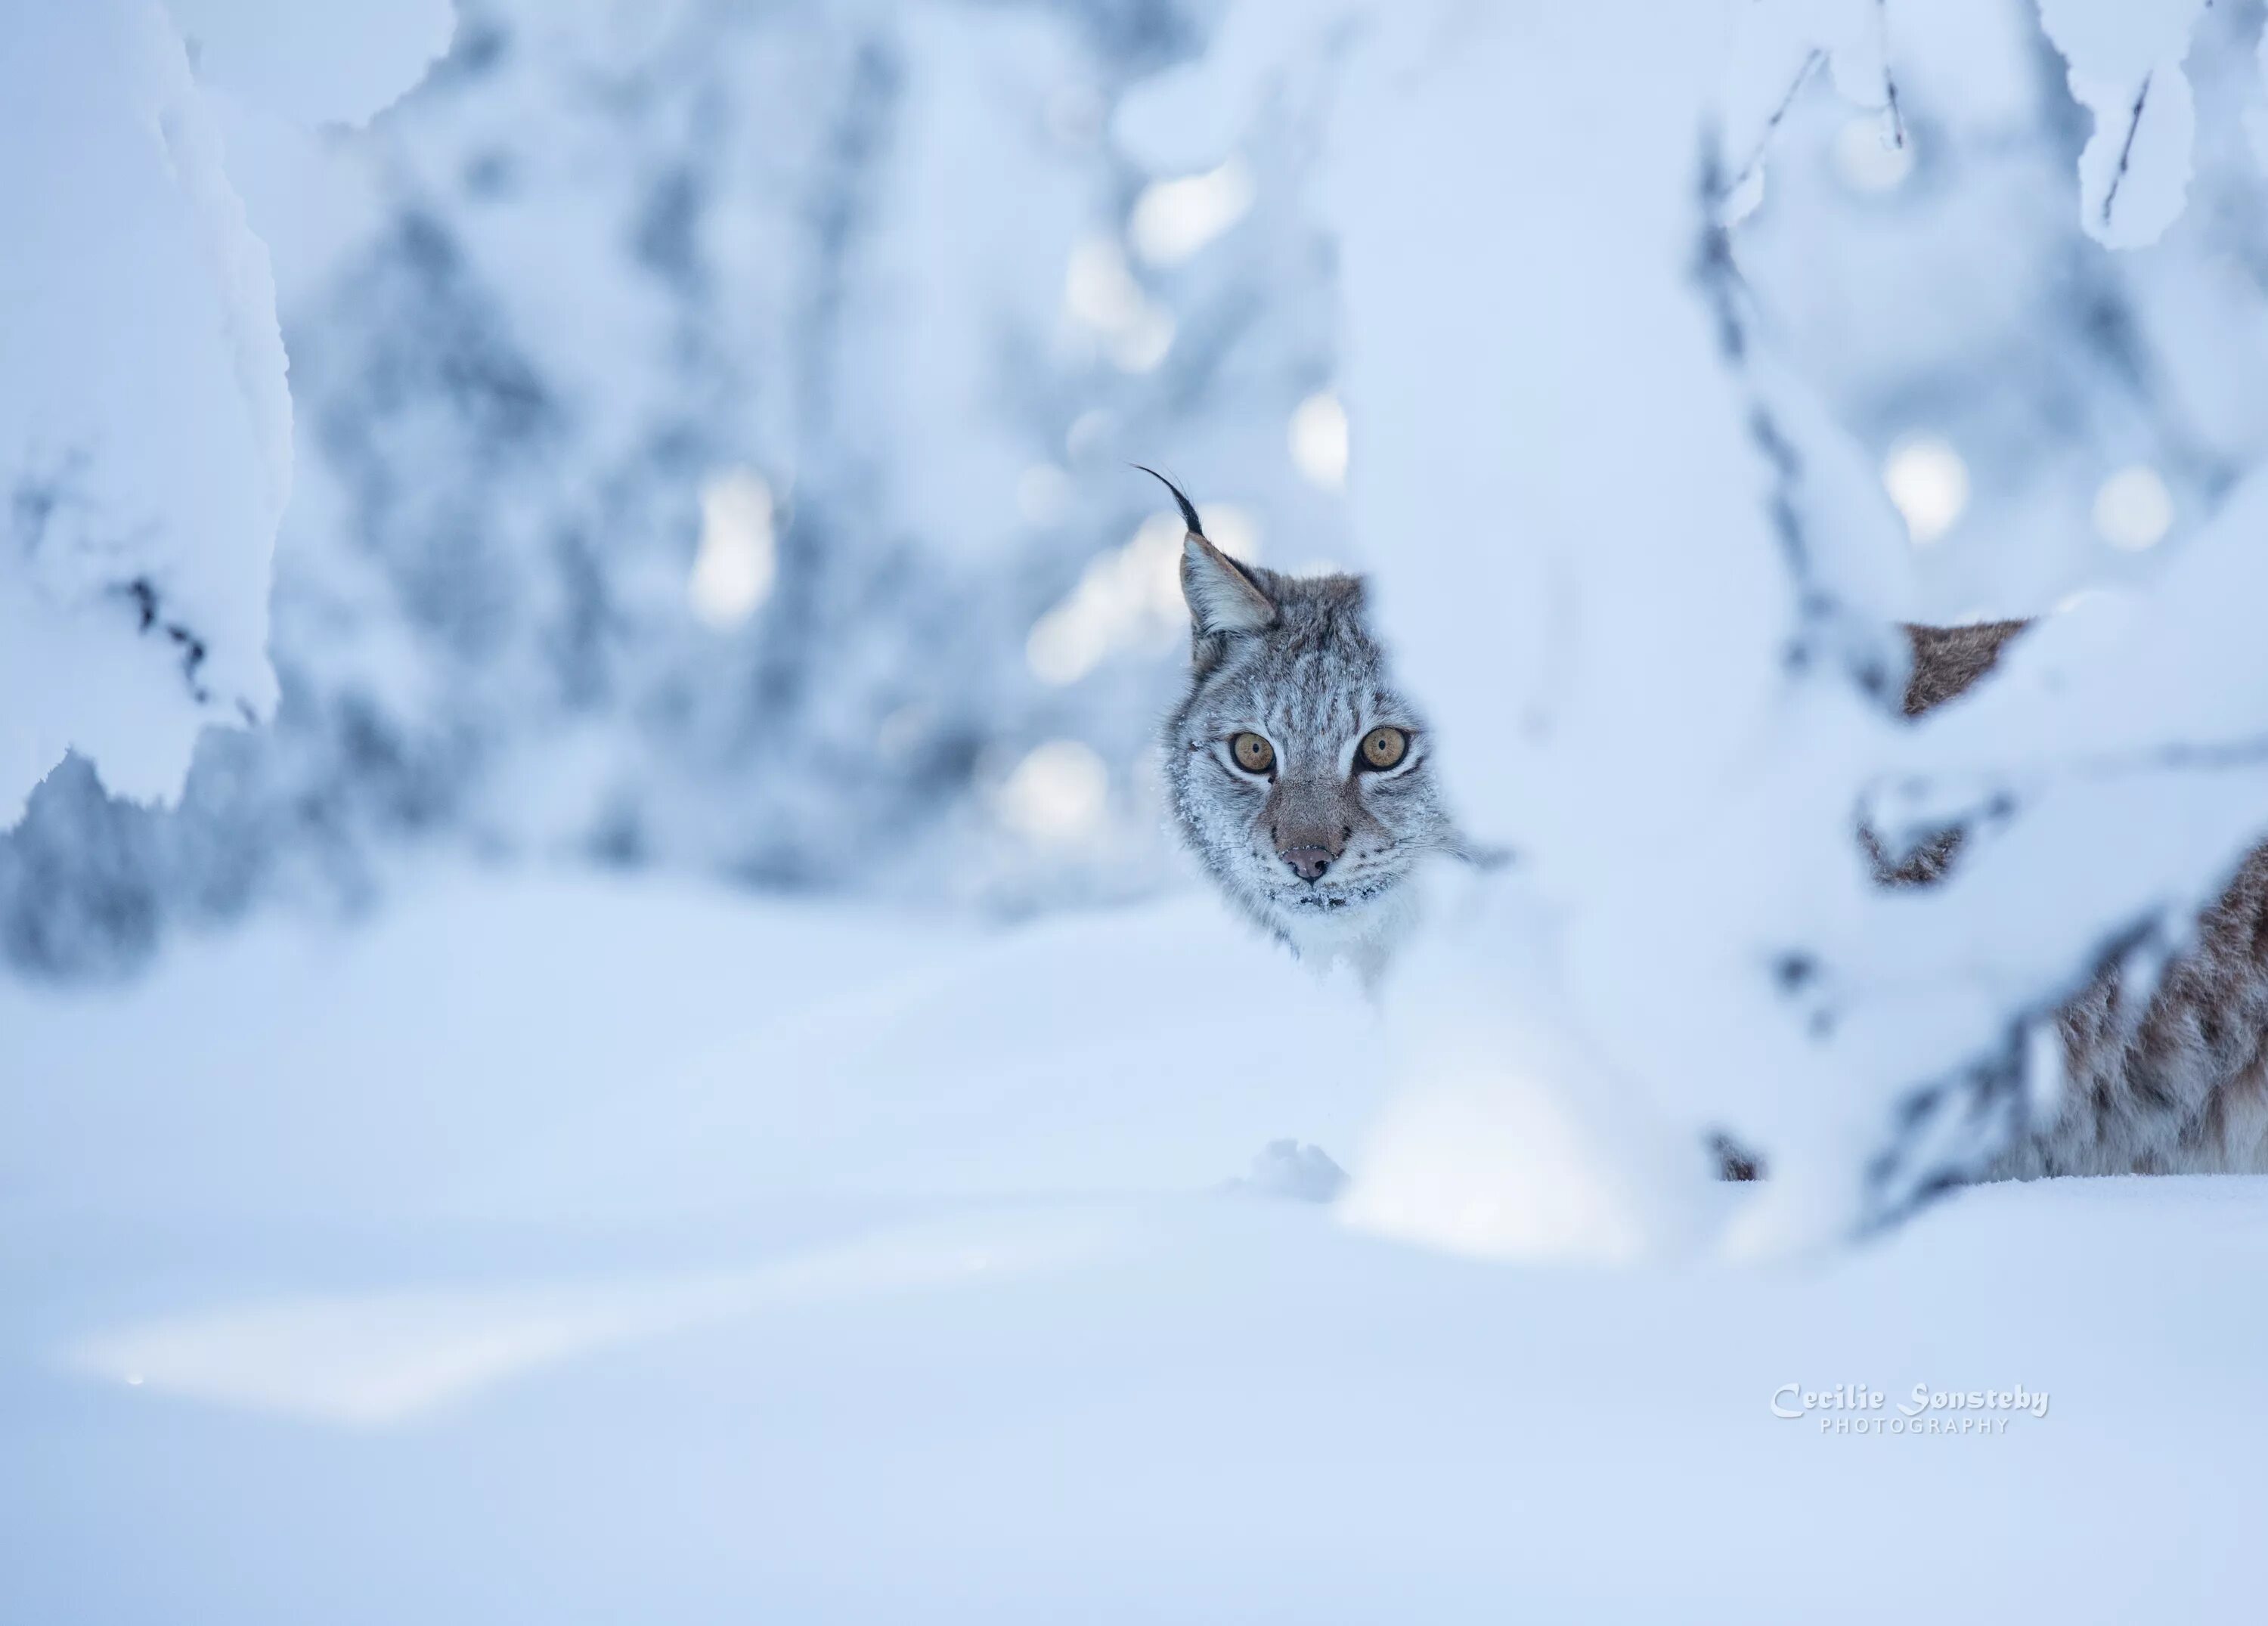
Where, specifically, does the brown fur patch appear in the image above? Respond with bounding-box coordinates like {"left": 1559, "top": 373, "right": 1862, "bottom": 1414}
{"left": 1897, "top": 621, "right": 2268, "bottom": 1178}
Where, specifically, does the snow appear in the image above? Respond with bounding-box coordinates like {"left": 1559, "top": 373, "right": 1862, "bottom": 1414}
{"left": 1115, "top": 0, "right": 2268, "bottom": 1239}
{"left": 15, "top": 4, "right": 2268, "bottom": 1606}
{"left": 8, "top": 871, "right": 2268, "bottom": 1619}
{"left": 0, "top": 1, "right": 450, "bottom": 830}
{"left": 2036, "top": 0, "right": 2210, "bottom": 246}
{"left": 830, "top": 5, "right": 1108, "bottom": 562}
{"left": 0, "top": 0, "right": 288, "bottom": 824}
{"left": 1720, "top": 1, "right": 2214, "bottom": 247}
{"left": 164, "top": 0, "right": 455, "bottom": 129}
{"left": 0, "top": 0, "right": 1342, "bottom": 965}
{"left": 0, "top": 876, "right": 1380, "bottom": 1231}
{"left": 1717, "top": 0, "right": 1895, "bottom": 221}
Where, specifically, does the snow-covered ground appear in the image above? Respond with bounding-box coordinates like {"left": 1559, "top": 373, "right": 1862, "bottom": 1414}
{"left": 5, "top": 872, "right": 2266, "bottom": 1621}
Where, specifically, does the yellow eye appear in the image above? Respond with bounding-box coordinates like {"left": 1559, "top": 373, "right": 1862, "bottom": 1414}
{"left": 1359, "top": 726, "right": 1408, "bottom": 771}
{"left": 1230, "top": 732, "right": 1275, "bottom": 774}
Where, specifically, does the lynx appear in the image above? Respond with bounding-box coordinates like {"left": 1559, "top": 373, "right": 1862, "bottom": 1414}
{"left": 1154, "top": 475, "right": 2268, "bottom": 1181}
{"left": 1148, "top": 470, "right": 1475, "bottom": 986}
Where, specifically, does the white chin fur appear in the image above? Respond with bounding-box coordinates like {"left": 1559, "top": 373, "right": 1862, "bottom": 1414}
{"left": 1272, "top": 881, "right": 1421, "bottom": 989}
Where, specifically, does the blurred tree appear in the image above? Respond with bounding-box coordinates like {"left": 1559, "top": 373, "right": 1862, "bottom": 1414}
{"left": 2, "top": 0, "right": 1340, "bottom": 977}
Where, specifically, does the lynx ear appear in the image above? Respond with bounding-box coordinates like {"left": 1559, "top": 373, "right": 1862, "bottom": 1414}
{"left": 1134, "top": 463, "right": 1277, "bottom": 637}
{"left": 1181, "top": 531, "right": 1276, "bottom": 636}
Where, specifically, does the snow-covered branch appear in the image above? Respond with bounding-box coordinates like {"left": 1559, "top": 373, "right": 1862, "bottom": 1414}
{"left": 2037, "top": 0, "right": 2209, "bottom": 247}
{"left": 1123, "top": 0, "right": 2268, "bottom": 1247}
{"left": 0, "top": 0, "right": 450, "bottom": 828}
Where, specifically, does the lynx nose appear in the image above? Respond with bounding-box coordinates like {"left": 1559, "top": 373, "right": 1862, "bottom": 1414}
{"left": 1280, "top": 844, "right": 1334, "bottom": 882}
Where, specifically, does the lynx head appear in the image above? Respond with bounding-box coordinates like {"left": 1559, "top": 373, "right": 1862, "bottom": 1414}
{"left": 1148, "top": 470, "right": 1461, "bottom": 969}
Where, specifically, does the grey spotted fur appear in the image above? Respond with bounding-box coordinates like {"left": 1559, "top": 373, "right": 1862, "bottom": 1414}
{"left": 1154, "top": 477, "right": 1467, "bottom": 983}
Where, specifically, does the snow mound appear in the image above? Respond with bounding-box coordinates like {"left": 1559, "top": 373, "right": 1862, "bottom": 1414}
{"left": 10, "top": 873, "right": 2268, "bottom": 1618}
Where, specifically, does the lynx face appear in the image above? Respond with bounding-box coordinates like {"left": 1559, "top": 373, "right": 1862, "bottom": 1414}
{"left": 1151, "top": 475, "right": 1461, "bottom": 965}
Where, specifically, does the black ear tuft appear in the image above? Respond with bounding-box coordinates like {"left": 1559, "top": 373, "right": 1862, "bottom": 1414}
{"left": 1132, "top": 464, "right": 1206, "bottom": 538}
